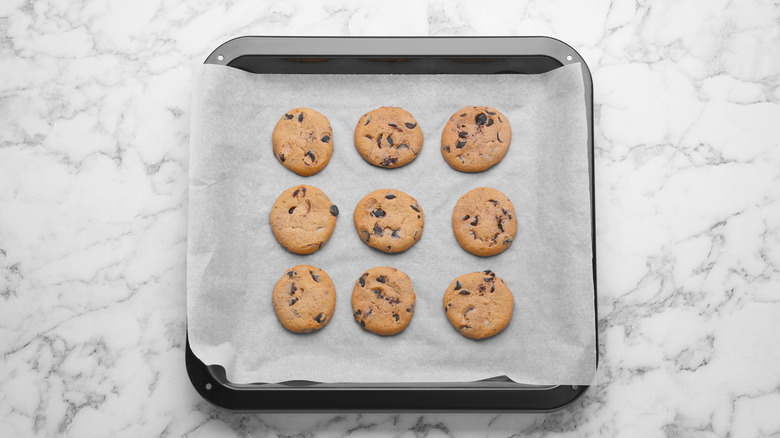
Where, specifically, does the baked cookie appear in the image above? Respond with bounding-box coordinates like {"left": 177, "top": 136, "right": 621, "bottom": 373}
{"left": 443, "top": 270, "right": 513, "bottom": 340}
{"left": 441, "top": 106, "right": 511, "bottom": 172}
{"left": 353, "top": 189, "right": 424, "bottom": 253}
{"left": 354, "top": 107, "right": 423, "bottom": 168}
{"left": 272, "top": 265, "right": 336, "bottom": 333}
{"left": 352, "top": 267, "right": 415, "bottom": 335}
{"left": 272, "top": 108, "right": 333, "bottom": 176}
{"left": 270, "top": 185, "right": 338, "bottom": 255}
{"left": 452, "top": 187, "right": 517, "bottom": 257}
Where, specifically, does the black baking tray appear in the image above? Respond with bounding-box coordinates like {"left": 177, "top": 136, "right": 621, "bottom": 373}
{"left": 186, "top": 36, "right": 596, "bottom": 412}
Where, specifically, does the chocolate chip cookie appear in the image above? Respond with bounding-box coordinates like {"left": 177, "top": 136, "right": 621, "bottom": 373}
{"left": 353, "top": 189, "right": 424, "bottom": 253}
{"left": 352, "top": 267, "right": 415, "bottom": 336}
{"left": 272, "top": 265, "right": 336, "bottom": 333}
{"left": 354, "top": 107, "right": 423, "bottom": 168}
{"left": 272, "top": 108, "right": 333, "bottom": 176}
{"left": 452, "top": 187, "right": 517, "bottom": 257}
{"left": 270, "top": 185, "right": 339, "bottom": 255}
{"left": 441, "top": 106, "right": 511, "bottom": 172}
{"left": 443, "top": 270, "right": 513, "bottom": 340}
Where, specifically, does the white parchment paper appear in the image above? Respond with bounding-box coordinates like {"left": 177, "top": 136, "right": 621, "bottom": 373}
{"left": 187, "top": 63, "right": 595, "bottom": 384}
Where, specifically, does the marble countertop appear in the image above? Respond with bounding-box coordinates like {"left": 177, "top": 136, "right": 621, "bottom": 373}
{"left": 2, "top": 0, "right": 779, "bottom": 436}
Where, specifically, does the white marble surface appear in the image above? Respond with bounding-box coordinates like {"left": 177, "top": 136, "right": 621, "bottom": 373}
{"left": 1, "top": 0, "right": 779, "bottom": 436}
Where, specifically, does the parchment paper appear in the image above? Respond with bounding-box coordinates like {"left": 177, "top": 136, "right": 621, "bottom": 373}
{"left": 187, "top": 63, "right": 595, "bottom": 384}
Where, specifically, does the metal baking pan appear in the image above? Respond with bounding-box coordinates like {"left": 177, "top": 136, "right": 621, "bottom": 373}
{"left": 186, "top": 36, "right": 596, "bottom": 412}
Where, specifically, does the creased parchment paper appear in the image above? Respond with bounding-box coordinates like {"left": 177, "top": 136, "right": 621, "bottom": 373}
{"left": 187, "top": 63, "right": 595, "bottom": 384}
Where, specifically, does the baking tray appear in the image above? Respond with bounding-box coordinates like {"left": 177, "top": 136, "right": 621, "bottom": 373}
{"left": 186, "top": 36, "right": 596, "bottom": 412}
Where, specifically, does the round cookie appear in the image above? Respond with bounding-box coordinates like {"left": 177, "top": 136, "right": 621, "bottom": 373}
{"left": 452, "top": 187, "right": 517, "bottom": 257}
{"left": 272, "top": 108, "right": 333, "bottom": 176}
{"left": 270, "top": 185, "right": 339, "bottom": 255}
{"left": 443, "top": 270, "right": 514, "bottom": 340}
{"left": 354, "top": 107, "right": 423, "bottom": 169}
{"left": 353, "top": 189, "right": 424, "bottom": 253}
{"left": 441, "top": 106, "right": 511, "bottom": 172}
{"left": 352, "top": 267, "right": 415, "bottom": 336}
{"left": 272, "top": 265, "right": 336, "bottom": 333}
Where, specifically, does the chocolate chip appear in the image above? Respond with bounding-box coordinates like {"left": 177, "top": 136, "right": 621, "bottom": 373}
{"left": 365, "top": 116, "right": 371, "bottom": 125}
{"left": 377, "top": 133, "right": 383, "bottom": 147}
{"left": 286, "top": 271, "right": 294, "bottom": 278}
{"left": 373, "top": 288, "right": 383, "bottom": 299}
{"left": 388, "top": 123, "right": 397, "bottom": 128}
{"left": 391, "top": 230, "right": 400, "bottom": 238}
{"left": 372, "top": 208, "right": 386, "bottom": 218}
{"left": 462, "top": 215, "right": 470, "bottom": 221}
{"left": 486, "top": 110, "right": 496, "bottom": 115}
{"left": 387, "top": 135, "right": 394, "bottom": 146}
{"left": 454, "top": 281, "right": 462, "bottom": 290}
{"left": 289, "top": 298, "right": 298, "bottom": 306}
{"left": 486, "top": 118, "right": 494, "bottom": 127}
{"left": 386, "top": 245, "right": 391, "bottom": 251}
{"left": 459, "top": 290, "right": 471, "bottom": 295}
{"left": 290, "top": 284, "right": 297, "bottom": 294}
{"left": 380, "top": 157, "right": 398, "bottom": 167}
{"left": 377, "top": 275, "right": 386, "bottom": 283}
{"left": 484, "top": 270, "right": 494, "bottom": 276}
{"left": 304, "top": 151, "right": 316, "bottom": 163}
{"left": 284, "top": 114, "right": 293, "bottom": 120}
{"left": 385, "top": 193, "right": 396, "bottom": 199}
{"left": 407, "top": 307, "right": 412, "bottom": 312}
{"left": 362, "top": 230, "right": 370, "bottom": 242}
{"left": 457, "top": 141, "right": 467, "bottom": 149}
{"left": 405, "top": 122, "right": 416, "bottom": 129}
{"left": 460, "top": 113, "right": 467, "bottom": 117}
{"left": 314, "top": 313, "right": 326, "bottom": 324}
{"left": 458, "top": 131, "right": 468, "bottom": 138}
{"left": 297, "top": 113, "right": 304, "bottom": 122}
{"left": 359, "top": 276, "right": 366, "bottom": 287}
{"left": 288, "top": 206, "right": 296, "bottom": 214}
{"left": 498, "top": 219, "right": 504, "bottom": 232}
{"left": 478, "top": 284, "right": 487, "bottom": 293}
{"left": 373, "top": 225, "right": 383, "bottom": 236}
{"left": 355, "top": 309, "right": 362, "bottom": 316}
{"left": 410, "top": 204, "right": 420, "bottom": 212}
{"left": 310, "top": 270, "right": 320, "bottom": 282}
{"left": 279, "top": 153, "right": 285, "bottom": 162}
{"left": 498, "top": 116, "right": 503, "bottom": 123}
{"left": 360, "top": 320, "right": 366, "bottom": 327}
{"left": 293, "top": 189, "right": 299, "bottom": 197}
{"left": 321, "top": 135, "right": 330, "bottom": 142}
{"left": 489, "top": 199, "right": 499, "bottom": 205}
{"left": 476, "top": 113, "right": 487, "bottom": 125}
{"left": 443, "top": 145, "right": 450, "bottom": 153}
{"left": 490, "top": 285, "right": 495, "bottom": 293}
{"left": 330, "top": 205, "right": 339, "bottom": 216}
{"left": 497, "top": 132, "right": 503, "bottom": 143}
{"left": 393, "top": 314, "right": 399, "bottom": 322}
{"left": 503, "top": 236, "right": 512, "bottom": 245}
{"left": 470, "top": 216, "right": 479, "bottom": 226}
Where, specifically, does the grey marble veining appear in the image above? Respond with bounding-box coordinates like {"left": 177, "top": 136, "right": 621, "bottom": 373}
{"left": 1, "top": 0, "right": 779, "bottom": 436}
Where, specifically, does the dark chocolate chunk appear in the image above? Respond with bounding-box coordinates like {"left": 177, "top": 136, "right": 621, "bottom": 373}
{"left": 486, "top": 118, "right": 494, "bottom": 127}
{"left": 478, "top": 284, "right": 487, "bottom": 293}
{"left": 491, "top": 285, "right": 495, "bottom": 293}
{"left": 289, "top": 298, "right": 298, "bottom": 306}
{"left": 462, "top": 215, "right": 470, "bottom": 221}
{"left": 310, "top": 270, "right": 320, "bottom": 282}
{"left": 288, "top": 206, "right": 296, "bottom": 214}
{"left": 498, "top": 219, "right": 504, "bottom": 232}
{"left": 373, "top": 288, "right": 383, "bottom": 299}
{"left": 279, "top": 153, "right": 285, "bottom": 162}
{"left": 380, "top": 157, "right": 399, "bottom": 167}
{"left": 410, "top": 204, "right": 420, "bottom": 212}
{"left": 503, "top": 236, "right": 512, "bottom": 245}
{"left": 361, "top": 229, "right": 370, "bottom": 242}
{"left": 377, "top": 275, "right": 387, "bottom": 283}
{"left": 387, "top": 135, "right": 394, "bottom": 146}
{"left": 498, "top": 116, "right": 503, "bottom": 123}
{"left": 456, "top": 141, "right": 467, "bottom": 149}
{"left": 385, "top": 193, "right": 396, "bottom": 199}
{"left": 330, "top": 205, "right": 339, "bottom": 216}
{"left": 486, "top": 110, "right": 496, "bottom": 115}
{"left": 460, "top": 113, "right": 467, "bottom": 117}
{"left": 373, "top": 225, "right": 384, "bottom": 236}
{"left": 391, "top": 230, "right": 400, "bottom": 238}
{"left": 497, "top": 132, "right": 503, "bottom": 142}
{"left": 405, "top": 122, "right": 416, "bottom": 129}
{"left": 285, "top": 113, "right": 293, "bottom": 119}
{"left": 386, "top": 245, "right": 391, "bottom": 251}
{"left": 459, "top": 131, "right": 469, "bottom": 138}
{"left": 297, "top": 113, "right": 303, "bottom": 122}
{"left": 470, "top": 216, "right": 479, "bottom": 226}
{"left": 443, "top": 144, "right": 450, "bottom": 153}
{"left": 407, "top": 307, "right": 412, "bottom": 312}
{"left": 314, "top": 313, "right": 325, "bottom": 324}
{"left": 377, "top": 133, "right": 383, "bottom": 147}
{"left": 454, "top": 281, "right": 462, "bottom": 290}
{"left": 304, "top": 150, "right": 316, "bottom": 163}
{"left": 321, "top": 135, "right": 330, "bottom": 142}
{"left": 459, "top": 290, "right": 471, "bottom": 295}
{"left": 393, "top": 314, "right": 399, "bottom": 322}
{"left": 355, "top": 309, "right": 362, "bottom": 316}
{"left": 286, "top": 271, "right": 294, "bottom": 278}
{"left": 489, "top": 199, "right": 499, "bottom": 205}
{"left": 359, "top": 276, "right": 366, "bottom": 287}
{"left": 372, "top": 208, "right": 386, "bottom": 218}
{"left": 290, "top": 284, "right": 297, "bottom": 294}
{"left": 360, "top": 320, "right": 366, "bottom": 327}
{"left": 475, "top": 113, "right": 487, "bottom": 125}
{"left": 293, "top": 188, "right": 299, "bottom": 197}
{"left": 388, "top": 123, "right": 397, "bottom": 128}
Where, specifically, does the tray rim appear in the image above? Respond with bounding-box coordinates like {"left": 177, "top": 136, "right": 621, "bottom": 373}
{"left": 187, "top": 35, "right": 597, "bottom": 413}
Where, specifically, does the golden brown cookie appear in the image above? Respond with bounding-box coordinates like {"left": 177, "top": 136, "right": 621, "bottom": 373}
{"left": 452, "top": 187, "right": 517, "bottom": 257}
{"left": 441, "top": 106, "right": 511, "bottom": 172}
{"left": 270, "top": 185, "right": 339, "bottom": 254}
{"left": 443, "top": 270, "right": 513, "bottom": 340}
{"left": 272, "top": 108, "right": 333, "bottom": 176}
{"left": 272, "top": 265, "right": 336, "bottom": 333}
{"left": 353, "top": 189, "right": 424, "bottom": 253}
{"left": 352, "top": 267, "right": 415, "bottom": 336}
{"left": 354, "top": 107, "right": 423, "bottom": 168}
